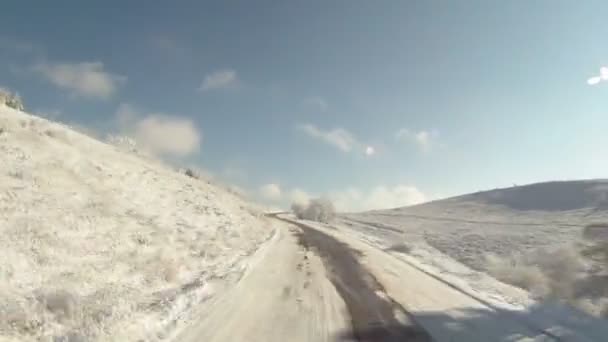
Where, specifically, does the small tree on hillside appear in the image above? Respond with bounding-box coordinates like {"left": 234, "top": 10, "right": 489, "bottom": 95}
{"left": 291, "top": 197, "right": 336, "bottom": 223}
{"left": 291, "top": 202, "right": 306, "bottom": 219}
{"left": 6, "top": 93, "right": 24, "bottom": 111}
{"left": 0, "top": 89, "right": 24, "bottom": 111}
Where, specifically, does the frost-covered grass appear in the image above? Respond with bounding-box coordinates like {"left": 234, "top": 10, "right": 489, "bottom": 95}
{"left": 484, "top": 243, "right": 608, "bottom": 317}
{"left": 484, "top": 246, "right": 585, "bottom": 298}
{"left": 0, "top": 106, "right": 272, "bottom": 341}
{"left": 342, "top": 184, "right": 608, "bottom": 318}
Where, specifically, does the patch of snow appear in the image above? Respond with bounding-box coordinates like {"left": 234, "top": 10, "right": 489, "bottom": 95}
{"left": 172, "top": 220, "right": 350, "bottom": 342}
{"left": 335, "top": 188, "right": 608, "bottom": 341}
{"left": 0, "top": 106, "right": 273, "bottom": 341}
{"left": 290, "top": 215, "right": 608, "bottom": 341}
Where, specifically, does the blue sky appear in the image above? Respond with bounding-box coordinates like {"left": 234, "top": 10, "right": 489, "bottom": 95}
{"left": 2, "top": 1, "right": 608, "bottom": 211}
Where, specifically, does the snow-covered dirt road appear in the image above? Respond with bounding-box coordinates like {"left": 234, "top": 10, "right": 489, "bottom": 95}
{"left": 174, "top": 213, "right": 432, "bottom": 341}
{"left": 173, "top": 219, "right": 352, "bottom": 342}
{"left": 175, "top": 215, "right": 608, "bottom": 342}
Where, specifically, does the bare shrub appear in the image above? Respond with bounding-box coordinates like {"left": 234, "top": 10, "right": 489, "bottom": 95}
{"left": 179, "top": 166, "right": 215, "bottom": 184}
{"left": 105, "top": 134, "right": 138, "bottom": 153}
{"left": 0, "top": 88, "right": 25, "bottom": 111}
{"left": 184, "top": 168, "right": 198, "bottom": 179}
{"left": 291, "top": 202, "right": 306, "bottom": 218}
{"left": 582, "top": 224, "right": 608, "bottom": 266}
{"left": 8, "top": 169, "right": 24, "bottom": 179}
{"left": 485, "top": 245, "right": 586, "bottom": 301}
{"left": 292, "top": 198, "right": 335, "bottom": 223}
{"left": 45, "top": 128, "right": 70, "bottom": 142}
{"left": 35, "top": 289, "right": 79, "bottom": 320}
{"left": 6, "top": 94, "right": 24, "bottom": 111}
{"left": 583, "top": 223, "right": 608, "bottom": 241}
{"left": 227, "top": 185, "right": 247, "bottom": 198}
{"left": 582, "top": 242, "right": 608, "bottom": 261}
{"left": 529, "top": 247, "right": 585, "bottom": 300}
{"left": 44, "top": 129, "right": 57, "bottom": 137}
{"left": 485, "top": 254, "right": 549, "bottom": 297}
{"left": 386, "top": 243, "right": 412, "bottom": 254}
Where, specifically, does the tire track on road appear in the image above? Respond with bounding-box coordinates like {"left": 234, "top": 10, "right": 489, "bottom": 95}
{"left": 272, "top": 215, "right": 432, "bottom": 342}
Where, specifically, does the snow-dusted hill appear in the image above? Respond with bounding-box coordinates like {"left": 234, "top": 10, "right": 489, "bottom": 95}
{"left": 0, "top": 105, "right": 273, "bottom": 342}
{"left": 345, "top": 180, "right": 608, "bottom": 269}
{"left": 438, "top": 180, "right": 608, "bottom": 212}
{"left": 341, "top": 180, "right": 608, "bottom": 320}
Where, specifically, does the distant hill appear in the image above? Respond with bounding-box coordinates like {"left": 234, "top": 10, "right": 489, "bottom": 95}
{"left": 343, "top": 180, "right": 608, "bottom": 282}
{"left": 451, "top": 180, "right": 608, "bottom": 212}
{"left": 374, "top": 180, "right": 608, "bottom": 218}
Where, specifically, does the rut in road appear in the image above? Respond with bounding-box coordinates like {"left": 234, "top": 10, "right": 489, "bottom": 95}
{"left": 276, "top": 216, "right": 433, "bottom": 342}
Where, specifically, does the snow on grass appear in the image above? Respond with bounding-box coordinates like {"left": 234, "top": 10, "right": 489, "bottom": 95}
{"left": 284, "top": 214, "right": 608, "bottom": 341}
{"left": 341, "top": 185, "right": 608, "bottom": 322}
{"left": 0, "top": 105, "right": 273, "bottom": 341}
{"left": 332, "top": 217, "right": 536, "bottom": 309}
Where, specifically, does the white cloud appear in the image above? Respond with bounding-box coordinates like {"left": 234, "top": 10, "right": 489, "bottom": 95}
{"left": 282, "top": 183, "right": 427, "bottom": 212}
{"left": 587, "top": 67, "right": 608, "bottom": 85}
{"left": 365, "top": 185, "right": 427, "bottom": 210}
{"left": 33, "top": 61, "right": 126, "bottom": 99}
{"left": 199, "top": 69, "right": 238, "bottom": 91}
{"left": 285, "top": 184, "right": 427, "bottom": 212}
{"left": 113, "top": 104, "right": 201, "bottom": 157}
{"left": 588, "top": 76, "right": 602, "bottom": 85}
{"left": 303, "top": 96, "right": 328, "bottom": 111}
{"left": 297, "top": 123, "right": 374, "bottom": 156}
{"left": 298, "top": 124, "right": 355, "bottom": 152}
{"left": 395, "top": 128, "right": 438, "bottom": 152}
{"left": 260, "top": 183, "right": 282, "bottom": 201}
{"left": 329, "top": 188, "right": 364, "bottom": 212}
{"left": 134, "top": 115, "right": 200, "bottom": 157}
{"left": 330, "top": 185, "right": 428, "bottom": 212}
{"left": 290, "top": 188, "right": 311, "bottom": 205}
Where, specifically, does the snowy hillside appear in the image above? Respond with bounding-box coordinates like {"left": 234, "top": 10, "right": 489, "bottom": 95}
{"left": 458, "top": 180, "right": 608, "bottom": 212}
{"left": 342, "top": 180, "right": 608, "bottom": 318}
{"left": 347, "top": 181, "right": 608, "bottom": 267}
{"left": 0, "top": 105, "right": 273, "bottom": 342}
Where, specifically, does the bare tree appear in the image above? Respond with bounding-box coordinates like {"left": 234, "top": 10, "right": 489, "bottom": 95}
{"left": 0, "top": 89, "right": 24, "bottom": 111}
{"left": 291, "top": 197, "right": 335, "bottom": 223}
